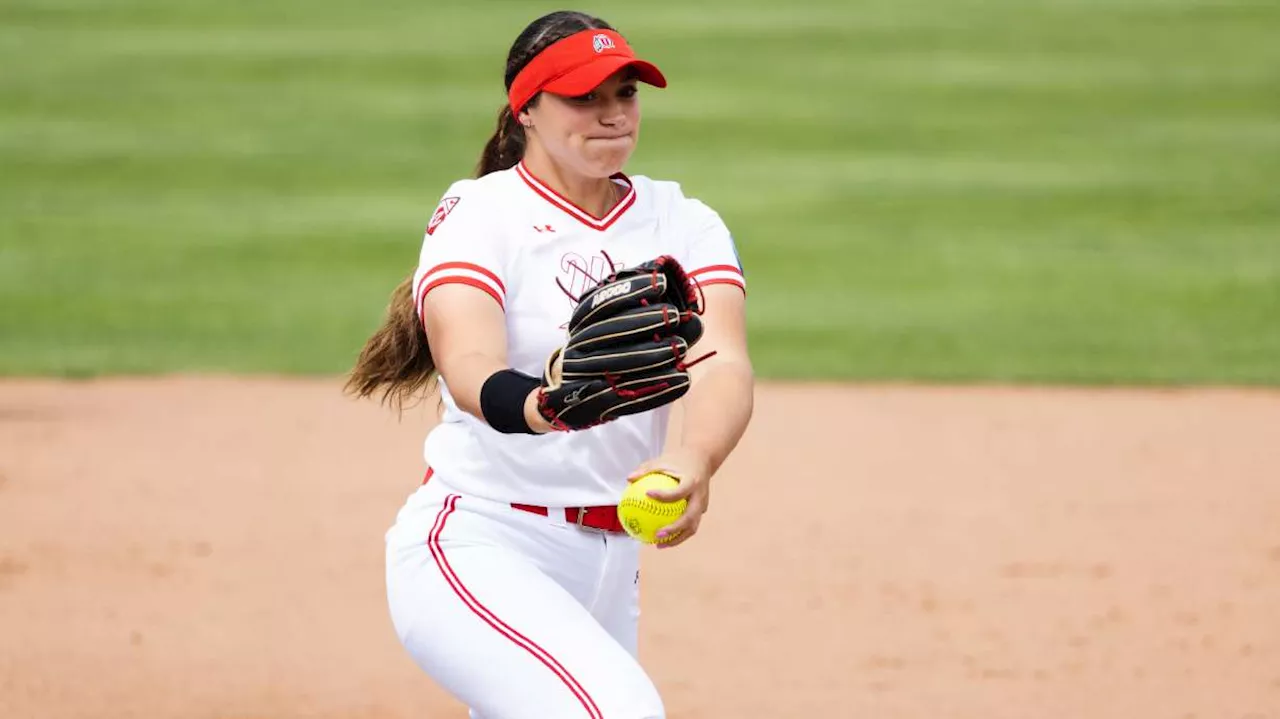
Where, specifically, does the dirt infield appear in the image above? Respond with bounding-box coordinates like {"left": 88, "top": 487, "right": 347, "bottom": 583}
{"left": 2, "top": 378, "right": 1278, "bottom": 719}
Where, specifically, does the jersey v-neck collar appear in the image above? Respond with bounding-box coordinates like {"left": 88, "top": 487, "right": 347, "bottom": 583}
{"left": 515, "top": 161, "right": 636, "bottom": 232}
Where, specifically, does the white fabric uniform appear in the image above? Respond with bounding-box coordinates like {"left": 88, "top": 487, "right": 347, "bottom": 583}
{"left": 412, "top": 161, "right": 745, "bottom": 508}
{"left": 385, "top": 162, "right": 745, "bottom": 719}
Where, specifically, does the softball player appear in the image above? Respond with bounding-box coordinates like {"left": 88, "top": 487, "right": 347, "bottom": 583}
{"left": 347, "top": 10, "right": 753, "bottom": 718}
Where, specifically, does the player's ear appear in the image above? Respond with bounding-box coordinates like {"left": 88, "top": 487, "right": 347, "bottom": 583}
{"left": 517, "top": 95, "right": 541, "bottom": 129}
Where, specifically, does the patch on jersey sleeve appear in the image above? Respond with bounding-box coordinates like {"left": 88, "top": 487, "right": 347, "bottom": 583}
{"left": 425, "top": 196, "right": 460, "bottom": 236}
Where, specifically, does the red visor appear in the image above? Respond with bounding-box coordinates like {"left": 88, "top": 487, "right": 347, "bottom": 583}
{"left": 508, "top": 29, "right": 667, "bottom": 114}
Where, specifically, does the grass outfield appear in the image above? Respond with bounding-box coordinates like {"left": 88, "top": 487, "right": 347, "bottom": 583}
{"left": 2, "top": 0, "right": 1278, "bottom": 382}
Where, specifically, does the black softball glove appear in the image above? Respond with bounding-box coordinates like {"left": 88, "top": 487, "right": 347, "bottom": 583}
{"left": 537, "top": 254, "right": 712, "bottom": 431}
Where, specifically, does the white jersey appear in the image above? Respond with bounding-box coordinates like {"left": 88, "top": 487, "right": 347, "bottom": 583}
{"left": 411, "top": 161, "right": 745, "bottom": 507}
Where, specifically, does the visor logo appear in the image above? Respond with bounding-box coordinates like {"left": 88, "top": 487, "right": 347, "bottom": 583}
{"left": 592, "top": 34, "right": 615, "bottom": 53}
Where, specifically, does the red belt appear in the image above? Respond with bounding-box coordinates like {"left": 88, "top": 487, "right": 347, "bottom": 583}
{"left": 423, "top": 467, "right": 624, "bottom": 534}
{"left": 511, "top": 503, "right": 626, "bottom": 534}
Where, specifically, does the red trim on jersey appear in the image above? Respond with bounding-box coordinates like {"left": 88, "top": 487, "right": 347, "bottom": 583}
{"left": 428, "top": 495, "right": 604, "bottom": 719}
{"left": 419, "top": 262, "right": 507, "bottom": 295}
{"left": 515, "top": 161, "right": 636, "bottom": 232}
{"left": 421, "top": 467, "right": 434, "bottom": 485}
{"left": 690, "top": 265, "right": 746, "bottom": 294}
{"left": 695, "top": 277, "right": 747, "bottom": 294}
{"left": 419, "top": 277, "right": 504, "bottom": 313}
{"left": 689, "top": 264, "right": 743, "bottom": 279}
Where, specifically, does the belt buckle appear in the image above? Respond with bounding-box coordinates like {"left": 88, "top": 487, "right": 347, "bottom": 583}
{"left": 574, "top": 506, "right": 610, "bottom": 534}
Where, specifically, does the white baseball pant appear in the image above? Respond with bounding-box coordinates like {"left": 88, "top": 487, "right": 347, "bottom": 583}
{"left": 385, "top": 474, "right": 665, "bottom": 718}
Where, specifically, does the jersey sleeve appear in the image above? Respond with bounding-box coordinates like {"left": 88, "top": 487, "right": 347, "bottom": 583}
{"left": 412, "top": 180, "right": 508, "bottom": 319}
{"left": 679, "top": 197, "right": 746, "bottom": 295}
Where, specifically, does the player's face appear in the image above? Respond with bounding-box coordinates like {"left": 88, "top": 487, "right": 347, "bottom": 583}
{"left": 528, "top": 70, "right": 641, "bottom": 178}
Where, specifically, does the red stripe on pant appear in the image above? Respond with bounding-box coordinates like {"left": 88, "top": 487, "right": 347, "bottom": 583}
{"left": 427, "top": 494, "right": 603, "bottom": 718}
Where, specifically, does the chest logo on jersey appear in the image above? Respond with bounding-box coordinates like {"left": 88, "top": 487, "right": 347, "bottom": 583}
{"left": 559, "top": 252, "right": 622, "bottom": 304}
{"left": 425, "top": 197, "right": 460, "bottom": 236}
{"left": 558, "top": 251, "right": 624, "bottom": 328}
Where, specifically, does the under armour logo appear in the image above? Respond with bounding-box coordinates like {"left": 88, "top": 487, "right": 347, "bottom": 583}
{"left": 533, "top": 225, "right": 556, "bottom": 233}
{"left": 592, "top": 34, "right": 615, "bottom": 53}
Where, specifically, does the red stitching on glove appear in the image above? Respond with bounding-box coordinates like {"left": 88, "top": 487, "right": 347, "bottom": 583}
{"left": 600, "top": 249, "right": 617, "bottom": 280}
{"left": 677, "top": 349, "right": 718, "bottom": 372}
{"left": 617, "top": 381, "right": 670, "bottom": 399}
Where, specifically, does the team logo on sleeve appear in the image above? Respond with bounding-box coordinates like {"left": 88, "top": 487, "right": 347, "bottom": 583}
{"left": 425, "top": 197, "right": 460, "bottom": 236}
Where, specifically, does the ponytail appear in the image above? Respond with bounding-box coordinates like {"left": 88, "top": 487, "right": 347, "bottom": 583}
{"left": 476, "top": 104, "right": 527, "bottom": 177}
{"left": 347, "top": 104, "right": 528, "bottom": 411}
{"left": 344, "top": 275, "right": 437, "bottom": 412}
{"left": 350, "top": 11, "right": 610, "bottom": 411}
{"left": 347, "top": 103, "right": 537, "bottom": 409}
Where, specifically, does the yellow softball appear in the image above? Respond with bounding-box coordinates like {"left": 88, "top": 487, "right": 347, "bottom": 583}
{"left": 617, "top": 472, "right": 687, "bottom": 544}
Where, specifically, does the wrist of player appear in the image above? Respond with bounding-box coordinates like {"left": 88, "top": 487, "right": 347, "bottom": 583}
{"left": 480, "top": 368, "right": 548, "bottom": 434}
{"left": 523, "top": 388, "right": 554, "bottom": 434}
{"left": 631, "top": 447, "right": 713, "bottom": 487}
{"left": 674, "top": 442, "right": 719, "bottom": 480}
{"left": 477, "top": 348, "right": 602, "bottom": 434}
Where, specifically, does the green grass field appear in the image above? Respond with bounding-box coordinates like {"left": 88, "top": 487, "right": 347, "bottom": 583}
{"left": 3, "top": 0, "right": 1279, "bottom": 382}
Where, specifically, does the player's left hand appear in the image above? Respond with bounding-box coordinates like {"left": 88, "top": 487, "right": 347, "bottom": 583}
{"left": 627, "top": 448, "right": 713, "bottom": 549}
{"left": 538, "top": 254, "right": 709, "bottom": 432}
